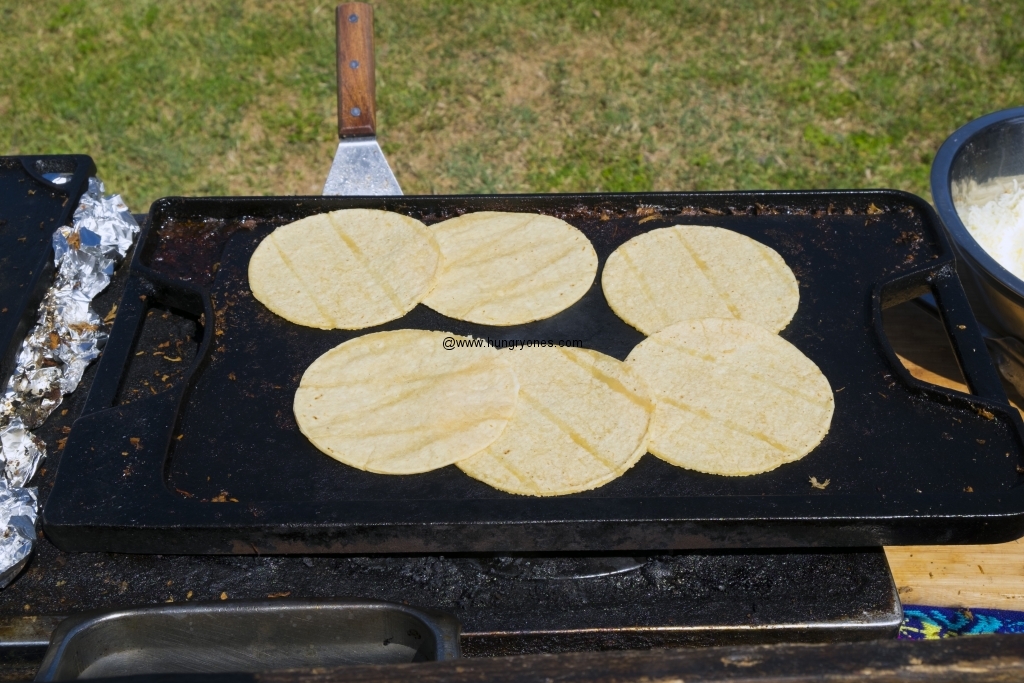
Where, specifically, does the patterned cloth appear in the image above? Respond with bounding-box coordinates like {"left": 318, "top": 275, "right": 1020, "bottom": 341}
{"left": 900, "top": 605, "right": 1024, "bottom": 639}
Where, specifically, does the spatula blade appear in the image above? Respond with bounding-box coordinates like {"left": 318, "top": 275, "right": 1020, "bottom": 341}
{"left": 323, "top": 138, "right": 402, "bottom": 196}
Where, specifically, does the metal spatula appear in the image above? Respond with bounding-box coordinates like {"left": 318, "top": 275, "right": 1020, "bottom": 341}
{"left": 323, "top": 3, "right": 402, "bottom": 196}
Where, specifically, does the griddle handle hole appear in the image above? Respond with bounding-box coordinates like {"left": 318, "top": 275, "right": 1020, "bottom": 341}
{"left": 881, "top": 295, "right": 972, "bottom": 397}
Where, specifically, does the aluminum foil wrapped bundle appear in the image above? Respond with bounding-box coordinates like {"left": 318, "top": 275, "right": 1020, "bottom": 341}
{"left": 0, "top": 177, "right": 138, "bottom": 588}
{"left": 0, "top": 418, "right": 46, "bottom": 489}
{"left": 0, "top": 484, "right": 37, "bottom": 589}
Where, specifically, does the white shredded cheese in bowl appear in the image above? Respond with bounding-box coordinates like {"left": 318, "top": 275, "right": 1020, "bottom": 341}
{"left": 956, "top": 175, "right": 1024, "bottom": 281}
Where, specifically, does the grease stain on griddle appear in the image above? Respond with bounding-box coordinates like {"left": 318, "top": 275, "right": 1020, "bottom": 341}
{"left": 144, "top": 216, "right": 265, "bottom": 285}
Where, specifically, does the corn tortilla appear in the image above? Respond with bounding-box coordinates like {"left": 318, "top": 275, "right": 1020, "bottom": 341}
{"left": 249, "top": 209, "right": 441, "bottom": 330}
{"left": 294, "top": 329, "right": 519, "bottom": 474}
{"left": 422, "top": 211, "right": 598, "bottom": 325}
{"left": 626, "top": 318, "right": 833, "bottom": 476}
{"left": 602, "top": 225, "right": 799, "bottom": 335}
{"left": 458, "top": 346, "right": 653, "bottom": 496}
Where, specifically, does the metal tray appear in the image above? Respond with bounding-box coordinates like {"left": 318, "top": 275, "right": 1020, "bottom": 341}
{"left": 34, "top": 599, "right": 460, "bottom": 680}
{"left": 42, "top": 191, "right": 1024, "bottom": 553}
{"left": 0, "top": 155, "right": 94, "bottom": 384}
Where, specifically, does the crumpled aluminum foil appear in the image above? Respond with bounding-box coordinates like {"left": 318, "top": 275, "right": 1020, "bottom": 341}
{"left": 0, "top": 484, "right": 38, "bottom": 589}
{"left": 0, "top": 177, "right": 138, "bottom": 588}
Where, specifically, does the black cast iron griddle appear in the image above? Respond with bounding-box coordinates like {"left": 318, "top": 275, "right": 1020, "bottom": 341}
{"left": 0, "top": 156, "right": 94, "bottom": 384}
{"left": 42, "top": 190, "right": 1024, "bottom": 554}
{"left": 0, "top": 181, "right": 901, "bottom": 669}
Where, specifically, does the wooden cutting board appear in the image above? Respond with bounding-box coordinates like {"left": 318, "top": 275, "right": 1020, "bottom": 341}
{"left": 882, "top": 300, "right": 1024, "bottom": 609}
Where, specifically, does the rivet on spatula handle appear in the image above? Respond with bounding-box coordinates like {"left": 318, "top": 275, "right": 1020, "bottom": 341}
{"left": 337, "top": 3, "right": 376, "bottom": 138}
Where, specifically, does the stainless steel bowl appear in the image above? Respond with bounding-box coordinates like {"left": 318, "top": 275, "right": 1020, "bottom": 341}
{"left": 931, "top": 106, "right": 1024, "bottom": 339}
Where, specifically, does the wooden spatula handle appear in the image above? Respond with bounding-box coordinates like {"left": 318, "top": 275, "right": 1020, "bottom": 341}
{"left": 336, "top": 3, "right": 376, "bottom": 138}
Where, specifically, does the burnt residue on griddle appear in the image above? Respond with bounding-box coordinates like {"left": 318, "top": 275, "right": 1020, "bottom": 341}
{"left": 540, "top": 202, "right": 888, "bottom": 222}
{"left": 405, "top": 206, "right": 471, "bottom": 224}
{"left": 141, "top": 201, "right": 909, "bottom": 281}
{"left": 115, "top": 306, "right": 200, "bottom": 406}
{"left": 896, "top": 229, "right": 926, "bottom": 264}
{"left": 0, "top": 538, "right": 898, "bottom": 657}
{"left": 143, "top": 216, "right": 272, "bottom": 285}
{"left": 385, "top": 197, "right": 900, "bottom": 227}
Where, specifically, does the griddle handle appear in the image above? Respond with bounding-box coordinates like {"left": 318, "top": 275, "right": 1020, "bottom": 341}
{"left": 82, "top": 275, "right": 155, "bottom": 415}
{"left": 336, "top": 3, "right": 376, "bottom": 138}
{"left": 933, "top": 272, "right": 1008, "bottom": 403}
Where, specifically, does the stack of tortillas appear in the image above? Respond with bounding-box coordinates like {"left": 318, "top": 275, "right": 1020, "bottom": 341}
{"left": 253, "top": 209, "right": 834, "bottom": 494}
{"left": 604, "top": 224, "right": 834, "bottom": 476}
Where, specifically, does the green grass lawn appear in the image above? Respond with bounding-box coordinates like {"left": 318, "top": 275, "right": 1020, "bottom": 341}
{"left": 2, "top": 0, "right": 1022, "bottom": 212}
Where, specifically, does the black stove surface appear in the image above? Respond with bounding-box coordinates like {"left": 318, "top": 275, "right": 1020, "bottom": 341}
{"left": 0, "top": 203, "right": 900, "bottom": 679}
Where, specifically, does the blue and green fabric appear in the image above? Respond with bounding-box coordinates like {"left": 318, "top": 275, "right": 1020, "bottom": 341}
{"left": 900, "top": 605, "right": 1024, "bottom": 639}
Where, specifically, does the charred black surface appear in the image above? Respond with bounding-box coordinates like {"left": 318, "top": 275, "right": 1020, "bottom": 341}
{"left": 115, "top": 307, "right": 200, "bottom": 408}
{"left": 142, "top": 216, "right": 261, "bottom": 287}
{"left": 0, "top": 205, "right": 900, "bottom": 672}
{"left": 9, "top": 311, "right": 905, "bottom": 656}
{"left": 41, "top": 191, "right": 1024, "bottom": 554}
{"left": 0, "top": 542, "right": 899, "bottom": 659}
{"left": 0, "top": 156, "right": 94, "bottom": 387}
